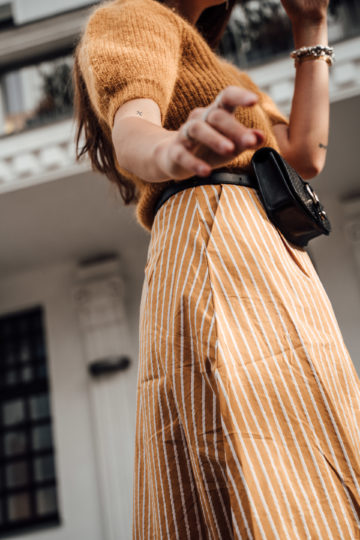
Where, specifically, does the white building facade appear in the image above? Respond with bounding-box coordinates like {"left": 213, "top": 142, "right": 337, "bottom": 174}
{"left": 0, "top": 1, "right": 359, "bottom": 539}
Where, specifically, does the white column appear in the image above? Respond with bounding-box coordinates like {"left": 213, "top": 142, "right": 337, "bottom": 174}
{"left": 73, "top": 256, "right": 134, "bottom": 540}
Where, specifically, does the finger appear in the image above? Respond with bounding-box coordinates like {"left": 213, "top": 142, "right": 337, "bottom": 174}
{"left": 182, "top": 119, "right": 235, "bottom": 155}
{"left": 169, "top": 144, "right": 211, "bottom": 177}
{"left": 205, "top": 108, "right": 265, "bottom": 152}
{"left": 200, "top": 86, "right": 259, "bottom": 124}
{"left": 188, "top": 107, "right": 205, "bottom": 120}
{"left": 179, "top": 120, "right": 202, "bottom": 153}
{"left": 219, "top": 86, "right": 259, "bottom": 110}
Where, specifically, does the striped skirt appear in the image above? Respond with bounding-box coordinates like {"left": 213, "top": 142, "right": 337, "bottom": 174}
{"left": 133, "top": 183, "right": 360, "bottom": 539}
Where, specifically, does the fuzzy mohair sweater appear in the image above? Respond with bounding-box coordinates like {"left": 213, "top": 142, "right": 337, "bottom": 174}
{"left": 77, "top": 0, "right": 289, "bottom": 232}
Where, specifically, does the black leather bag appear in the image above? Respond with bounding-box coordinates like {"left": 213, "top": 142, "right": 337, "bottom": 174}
{"left": 250, "top": 146, "right": 331, "bottom": 247}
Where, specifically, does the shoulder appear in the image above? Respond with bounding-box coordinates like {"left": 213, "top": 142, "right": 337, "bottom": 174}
{"left": 82, "top": 0, "right": 183, "bottom": 39}
{"left": 76, "top": 0, "right": 185, "bottom": 129}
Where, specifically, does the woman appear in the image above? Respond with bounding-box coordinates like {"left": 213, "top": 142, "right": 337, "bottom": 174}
{"left": 73, "top": 0, "right": 360, "bottom": 537}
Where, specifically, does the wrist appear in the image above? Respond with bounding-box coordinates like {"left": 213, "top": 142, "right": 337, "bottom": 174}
{"left": 292, "top": 18, "right": 328, "bottom": 48}
{"left": 149, "top": 132, "right": 176, "bottom": 182}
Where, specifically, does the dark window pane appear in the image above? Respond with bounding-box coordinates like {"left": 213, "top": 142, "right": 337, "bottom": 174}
{"left": 1, "top": 322, "right": 12, "bottom": 339}
{"left": 4, "top": 432, "right": 27, "bottom": 456}
{"left": 5, "top": 370, "right": 19, "bottom": 386}
{"left": 3, "top": 345, "right": 16, "bottom": 366}
{"left": 19, "top": 341, "right": 31, "bottom": 363}
{"left": 36, "top": 487, "right": 57, "bottom": 516}
{"left": 8, "top": 493, "right": 30, "bottom": 521}
{"left": 2, "top": 399, "right": 25, "bottom": 426}
{"left": 29, "top": 315, "right": 42, "bottom": 333}
{"left": 35, "top": 339, "right": 45, "bottom": 361}
{"left": 34, "top": 456, "right": 55, "bottom": 482}
{"left": 36, "top": 365, "right": 47, "bottom": 379}
{"left": 32, "top": 425, "right": 52, "bottom": 451}
{"left": 21, "top": 366, "right": 33, "bottom": 382}
{"left": 30, "top": 394, "right": 50, "bottom": 420}
{"left": 5, "top": 462, "right": 28, "bottom": 488}
{"left": 18, "top": 318, "right": 28, "bottom": 335}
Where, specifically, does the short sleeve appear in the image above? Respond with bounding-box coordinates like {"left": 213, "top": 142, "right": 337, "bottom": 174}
{"left": 77, "top": 0, "right": 183, "bottom": 130}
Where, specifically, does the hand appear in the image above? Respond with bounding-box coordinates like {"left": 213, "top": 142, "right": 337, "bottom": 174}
{"left": 280, "top": 0, "right": 329, "bottom": 25}
{"left": 152, "top": 86, "right": 265, "bottom": 182}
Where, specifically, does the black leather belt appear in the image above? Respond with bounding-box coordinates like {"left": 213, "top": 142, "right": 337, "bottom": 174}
{"left": 153, "top": 169, "right": 257, "bottom": 217}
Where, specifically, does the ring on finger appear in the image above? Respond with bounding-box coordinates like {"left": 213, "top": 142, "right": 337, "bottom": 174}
{"left": 214, "top": 92, "right": 225, "bottom": 109}
{"left": 201, "top": 106, "right": 216, "bottom": 123}
{"left": 202, "top": 92, "right": 225, "bottom": 123}
{"left": 183, "top": 120, "right": 197, "bottom": 143}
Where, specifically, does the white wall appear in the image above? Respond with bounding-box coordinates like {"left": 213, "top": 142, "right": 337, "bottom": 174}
{"left": 310, "top": 196, "right": 360, "bottom": 374}
{"left": 0, "top": 245, "right": 143, "bottom": 539}
{"left": 0, "top": 262, "right": 105, "bottom": 540}
{"left": 307, "top": 94, "right": 360, "bottom": 372}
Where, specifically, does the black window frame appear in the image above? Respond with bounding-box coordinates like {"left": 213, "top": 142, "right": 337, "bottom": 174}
{"left": 0, "top": 306, "right": 61, "bottom": 536}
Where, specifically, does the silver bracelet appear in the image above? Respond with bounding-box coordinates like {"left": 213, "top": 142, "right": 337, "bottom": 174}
{"left": 290, "top": 44, "right": 335, "bottom": 62}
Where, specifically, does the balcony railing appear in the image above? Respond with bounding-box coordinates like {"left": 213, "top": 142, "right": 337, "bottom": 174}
{"left": 0, "top": 0, "right": 359, "bottom": 141}
{"left": 0, "top": 118, "right": 89, "bottom": 193}
{"left": 0, "top": 0, "right": 359, "bottom": 194}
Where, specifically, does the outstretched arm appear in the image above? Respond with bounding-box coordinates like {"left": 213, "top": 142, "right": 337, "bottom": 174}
{"left": 112, "top": 88, "right": 265, "bottom": 183}
{"left": 272, "top": 0, "right": 330, "bottom": 179}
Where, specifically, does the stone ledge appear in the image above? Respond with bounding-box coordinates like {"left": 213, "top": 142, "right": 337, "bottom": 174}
{"left": 0, "top": 118, "right": 90, "bottom": 193}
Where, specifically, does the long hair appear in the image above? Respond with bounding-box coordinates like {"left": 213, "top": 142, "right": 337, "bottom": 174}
{"left": 72, "top": 0, "right": 236, "bottom": 206}
{"left": 189, "top": 0, "right": 237, "bottom": 50}
{"left": 72, "top": 53, "right": 138, "bottom": 204}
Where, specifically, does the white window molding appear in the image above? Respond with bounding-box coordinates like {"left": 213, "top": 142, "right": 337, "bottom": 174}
{"left": 0, "top": 119, "right": 90, "bottom": 193}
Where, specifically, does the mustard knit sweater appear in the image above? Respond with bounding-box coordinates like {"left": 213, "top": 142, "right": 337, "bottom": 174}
{"left": 77, "top": 0, "right": 289, "bottom": 232}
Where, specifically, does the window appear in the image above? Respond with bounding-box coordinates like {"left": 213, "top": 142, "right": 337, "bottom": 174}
{"left": 1, "top": 54, "right": 74, "bottom": 137}
{"left": 218, "top": 0, "right": 360, "bottom": 68}
{"left": 0, "top": 306, "right": 60, "bottom": 535}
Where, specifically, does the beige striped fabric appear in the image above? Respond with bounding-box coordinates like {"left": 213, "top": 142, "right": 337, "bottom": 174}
{"left": 133, "top": 183, "right": 360, "bottom": 539}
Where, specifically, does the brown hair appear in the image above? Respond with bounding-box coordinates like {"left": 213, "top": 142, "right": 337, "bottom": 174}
{"left": 72, "top": 0, "right": 236, "bottom": 206}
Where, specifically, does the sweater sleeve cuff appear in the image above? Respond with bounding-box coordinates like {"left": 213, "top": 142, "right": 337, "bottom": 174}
{"left": 107, "top": 78, "right": 171, "bottom": 130}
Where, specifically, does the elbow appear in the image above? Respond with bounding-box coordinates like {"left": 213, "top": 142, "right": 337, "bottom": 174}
{"left": 284, "top": 150, "right": 326, "bottom": 180}
{"left": 299, "top": 161, "right": 324, "bottom": 180}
